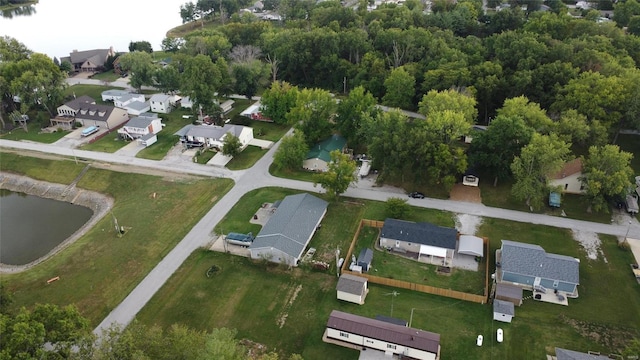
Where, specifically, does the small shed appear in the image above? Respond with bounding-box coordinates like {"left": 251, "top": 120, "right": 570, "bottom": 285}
{"left": 495, "top": 283, "right": 523, "bottom": 306}
{"left": 458, "top": 235, "right": 484, "bottom": 257}
{"left": 549, "top": 192, "right": 561, "bottom": 208}
{"left": 493, "top": 300, "right": 514, "bottom": 323}
{"left": 336, "top": 274, "right": 368, "bottom": 305}
{"left": 357, "top": 248, "right": 373, "bottom": 272}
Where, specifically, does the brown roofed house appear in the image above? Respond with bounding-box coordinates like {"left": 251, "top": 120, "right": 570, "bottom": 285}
{"left": 549, "top": 158, "right": 585, "bottom": 194}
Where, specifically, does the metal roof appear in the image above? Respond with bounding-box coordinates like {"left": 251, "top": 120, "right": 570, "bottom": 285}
{"left": 305, "top": 134, "right": 347, "bottom": 162}
{"left": 336, "top": 274, "right": 367, "bottom": 295}
{"left": 326, "top": 310, "right": 440, "bottom": 354}
{"left": 500, "top": 240, "right": 580, "bottom": 285}
{"left": 381, "top": 218, "right": 457, "bottom": 250}
{"left": 250, "top": 193, "right": 328, "bottom": 260}
{"left": 493, "top": 300, "right": 514, "bottom": 316}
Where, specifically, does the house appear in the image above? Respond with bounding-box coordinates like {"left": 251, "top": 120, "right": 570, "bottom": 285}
{"left": 336, "top": 274, "right": 368, "bottom": 305}
{"left": 175, "top": 124, "right": 254, "bottom": 150}
{"left": 496, "top": 240, "right": 580, "bottom": 300}
{"left": 357, "top": 248, "right": 373, "bottom": 272}
{"left": 150, "top": 94, "right": 173, "bottom": 114}
{"left": 549, "top": 158, "right": 585, "bottom": 194}
{"left": 219, "top": 99, "right": 234, "bottom": 114}
{"left": 180, "top": 96, "right": 194, "bottom": 109}
{"left": 242, "top": 101, "right": 273, "bottom": 122}
{"left": 101, "top": 89, "right": 131, "bottom": 102}
{"left": 51, "top": 96, "right": 128, "bottom": 130}
{"left": 122, "top": 100, "right": 151, "bottom": 116}
{"left": 60, "top": 47, "right": 115, "bottom": 72}
{"left": 114, "top": 94, "right": 145, "bottom": 108}
{"left": 303, "top": 134, "right": 347, "bottom": 172}
{"left": 379, "top": 218, "right": 457, "bottom": 267}
{"left": 492, "top": 300, "right": 514, "bottom": 323}
{"left": 494, "top": 283, "right": 523, "bottom": 306}
{"left": 117, "top": 114, "right": 163, "bottom": 146}
{"left": 553, "top": 347, "right": 610, "bottom": 360}
{"left": 324, "top": 310, "right": 441, "bottom": 360}
{"left": 249, "top": 193, "right": 328, "bottom": 266}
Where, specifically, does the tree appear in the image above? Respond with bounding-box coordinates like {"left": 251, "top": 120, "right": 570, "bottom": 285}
{"left": 553, "top": 110, "right": 590, "bottom": 146}
{"left": 260, "top": 81, "right": 299, "bottom": 125}
{"left": 154, "top": 65, "right": 182, "bottom": 95}
{"left": 286, "top": 88, "right": 336, "bottom": 145}
{"left": 180, "top": 1, "right": 198, "bottom": 23}
{"left": 418, "top": 89, "right": 478, "bottom": 124}
{"left": 497, "top": 96, "right": 554, "bottom": 133}
{"left": 231, "top": 60, "right": 269, "bottom": 100}
{"left": 581, "top": 145, "right": 634, "bottom": 213}
{"left": 161, "top": 37, "right": 184, "bottom": 53}
{"left": 613, "top": 0, "right": 640, "bottom": 27}
{"left": 273, "top": 131, "right": 309, "bottom": 170}
{"left": 117, "top": 51, "right": 155, "bottom": 90}
{"left": 629, "top": 15, "right": 640, "bottom": 35}
{"left": 222, "top": 133, "right": 242, "bottom": 157}
{"left": 510, "top": 133, "right": 571, "bottom": 210}
{"left": 128, "top": 40, "right": 153, "bottom": 53}
{"left": 180, "top": 54, "right": 222, "bottom": 116}
{"left": 335, "top": 86, "right": 378, "bottom": 147}
{"left": 382, "top": 66, "right": 415, "bottom": 110}
{"left": 314, "top": 150, "right": 357, "bottom": 199}
{"left": 385, "top": 197, "right": 411, "bottom": 218}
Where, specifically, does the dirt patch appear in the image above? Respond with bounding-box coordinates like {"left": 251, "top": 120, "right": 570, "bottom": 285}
{"left": 560, "top": 315, "right": 636, "bottom": 352}
{"left": 276, "top": 284, "right": 302, "bottom": 329}
{"left": 571, "top": 230, "right": 606, "bottom": 262}
{"left": 449, "top": 184, "right": 482, "bottom": 203}
{"left": 0, "top": 172, "right": 113, "bottom": 273}
{"left": 455, "top": 214, "right": 483, "bottom": 235}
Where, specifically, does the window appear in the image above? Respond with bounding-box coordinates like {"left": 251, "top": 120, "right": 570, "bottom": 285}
{"left": 387, "top": 344, "right": 396, "bottom": 350}
{"left": 339, "top": 332, "right": 349, "bottom": 338}
{"left": 366, "top": 339, "right": 374, "bottom": 344}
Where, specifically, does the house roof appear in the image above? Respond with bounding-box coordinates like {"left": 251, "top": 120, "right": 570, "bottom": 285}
{"left": 102, "top": 89, "right": 130, "bottom": 98}
{"left": 500, "top": 240, "right": 580, "bottom": 285}
{"left": 555, "top": 348, "right": 610, "bottom": 360}
{"left": 63, "top": 95, "right": 96, "bottom": 110}
{"left": 336, "top": 274, "right": 367, "bottom": 295}
{"left": 495, "top": 283, "right": 523, "bottom": 300}
{"left": 458, "top": 235, "right": 484, "bottom": 257}
{"left": 306, "top": 134, "right": 347, "bottom": 162}
{"left": 552, "top": 158, "right": 583, "bottom": 180}
{"left": 150, "top": 94, "right": 171, "bottom": 102}
{"left": 125, "top": 116, "right": 157, "bottom": 129}
{"left": 326, "top": 310, "right": 440, "bottom": 354}
{"left": 62, "top": 96, "right": 119, "bottom": 122}
{"left": 250, "top": 193, "right": 328, "bottom": 260}
{"left": 116, "top": 94, "right": 143, "bottom": 103}
{"left": 493, "top": 300, "right": 514, "bottom": 316}
{"left": 181, "top": 124, "right": 249, "bottom": 141}
{"left": 126, "top": 101, "right": 150, "bottom": 111}
{"left": 381, "top": 218, "right": 457, "bottom": 250}
{"left": 357, "top": 248, "right": 373, "bottom": 264}
{"left": 67, "top": 48, "right": 112, "bottom": 65}
{"left": 374, "top": 315, "right": 407, "bottom": 327}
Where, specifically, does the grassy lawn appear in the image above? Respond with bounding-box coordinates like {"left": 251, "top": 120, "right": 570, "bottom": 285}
{"left": 0, "top": 121, "right": 68, "bottom": 143}
{"left": 617, "top": 133, "right": 640, "bottom": 174}
{"left": 136, "top": 109, "right": 194, "bottom": 160}
{"left": 80, "top": 131, "right": 128, "bottom": 153}
{"left": 226, "top": 146, "right": 268, "bottom": 170}
{"left": 249, "top": 122, "right": 290, "bottom": 142}
{"left": 352, "top": 226, "right": 486, "bottom": 294}
{"left": 64, "top": 84, "right": 120, "bottom": 104}
{"left": 91, "top": 71, "right": 120, "bottom": 82}
{"left": 270, "top": 165, "right": 320, "bottom": 182}
{"left": 193, "top": 148, "right": 217, "bottom": 164}
{"left": 1, "top": 153, "right": 234, "bottom": 326}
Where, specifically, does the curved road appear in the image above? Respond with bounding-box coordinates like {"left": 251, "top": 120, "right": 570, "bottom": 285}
{"left": 1, "top": 134, "right": 639, "bottom": 336}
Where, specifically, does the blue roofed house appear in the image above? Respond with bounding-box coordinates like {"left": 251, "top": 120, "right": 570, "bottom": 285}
{"left": 249, "top": 193, "right": 328, "bottom": 266}
{"left": 496, "top": 240, "right": 580, "bottom": 303}
{"left": 380, "top": 218, "right": 457, "bottom": 267}
{"left": 303, "top": 134, "right": 347, "bottom": 172}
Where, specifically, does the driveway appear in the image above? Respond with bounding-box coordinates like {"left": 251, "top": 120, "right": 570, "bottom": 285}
{"left": 248, "top": 138, "right": 274, "bottom": 149}
{"left": 114, "top": 141, "right": 145, "bottom": 156}
{"left": 207, "top": 152, "right": 232, "bottom": 167}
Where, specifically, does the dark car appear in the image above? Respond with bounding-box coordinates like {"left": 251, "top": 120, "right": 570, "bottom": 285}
{"left": 408, "top": 192, "right": 425, "bottom": 199}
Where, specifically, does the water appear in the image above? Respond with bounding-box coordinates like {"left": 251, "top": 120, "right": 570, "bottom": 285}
{"left": 0, "top": 0, "right": 187, "bottom": 59}
{"left": 0, "top": 189, "right": 93, "bottom": 265}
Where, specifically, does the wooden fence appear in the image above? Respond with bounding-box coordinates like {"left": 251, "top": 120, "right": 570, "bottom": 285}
{"left": 341, "top": 219, "right": 489, "bottom": 304}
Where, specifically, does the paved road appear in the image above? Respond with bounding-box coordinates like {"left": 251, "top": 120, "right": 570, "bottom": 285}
{"left": 2, "top": 132, "right": 639, "bottom": 336}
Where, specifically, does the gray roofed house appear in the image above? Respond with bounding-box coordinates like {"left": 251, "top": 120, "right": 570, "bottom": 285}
{"left": 175, "top": 124, "right": 254, "bottom": 150}
{"left": 497, "top": 240, "right": 580, "bottom": 299}
{"left": 379, "top": 218, "right": 458, "bottom": 267}
{"left": 249, "top": 193, "right": 328, "bottom": 266}
{"left": 102, "top": 89, "right": 131, "bottom": 102}
{"left": 324, "top": 310, "right": 441, "bottom": 359}
{"left": 61, "top": 47, "right": 116, "bottom": 72}
{"left": 492, "top": 299, "right": 514, "bottom": 323}
{"left": 54, "top": 96, "right": 128, "bottom": 130}
{"left": 336, "top": 274, "right": 368, "bottom": 304}
{"left": 554, "top": 348, "right": 610, "bottom": 360}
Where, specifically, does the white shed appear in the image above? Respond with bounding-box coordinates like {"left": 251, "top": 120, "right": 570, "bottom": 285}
{"left": 493, "top": 300, "right": 514, "bottom": 323}
{"left": 458, "top": 235, "right": 484, "bottom": 257}
{"left": 336, "top": 274, "right": 368, "bottom": 305}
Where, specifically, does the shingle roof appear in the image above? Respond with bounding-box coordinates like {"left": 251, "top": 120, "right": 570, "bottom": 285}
{"left": 495, "top": 283, "right": 523, "bottom": 301}
{"left": 68, "top": 48, "right": 111, "bottom": 65}
{"left": 357, "top": 248, "right": 373, "bottom": 264}
{"left": 102, "top": 89, "right": 130, "bottom": 98}
{"left": 63, "top": 96, "right": 118, "bottom": 122}
{"left": 306, "top": 134, "right": 347, "bottom": 162}
{"left": 150, "top": 94, "right": 171, "bottom": 102}
{"left": 250, "top": 193, "right": 328, "bottom": 259}
{"left": 64, "top": 95, "right": 96, "bottom": 110}
{"left": 381, "top": 218, "right": 457, "bottom": 250}
{"left": 551, "top": 158, "right": 583, "bottom": 179}
{"left": 336, "top": 274, "right": 367, "bottom": 295}
{"left": 182, "top": 124, "right": 248, "bottom": 141}
{"left": 126, "top": 101, "right": 150, "bottom": 111}
{"left": 500, "top": 240, "right": 580, "bottom": 285}
{"left": 555, "top": 348, "right": 610, "bottom": 360}
{"left": 125, "top": 116, "right": 156, "bottom": 129}
{"left": 493, "top": 300, "right": 514, "bottom": 316}
{"left": 327, "top": 310, "right": 440, "bottom": 354}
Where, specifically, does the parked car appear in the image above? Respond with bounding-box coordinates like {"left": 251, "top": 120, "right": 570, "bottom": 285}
{"left": 408, "top": 192, "right": 425, "bottom": 199}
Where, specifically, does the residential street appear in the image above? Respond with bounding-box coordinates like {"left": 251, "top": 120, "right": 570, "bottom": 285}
{"left": 1, "top": 124, "right": 639, "bottom": 336}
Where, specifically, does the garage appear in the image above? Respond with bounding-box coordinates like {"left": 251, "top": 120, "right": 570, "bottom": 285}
{"left": 458, "top": 235, "right": 484, "bottom": 257}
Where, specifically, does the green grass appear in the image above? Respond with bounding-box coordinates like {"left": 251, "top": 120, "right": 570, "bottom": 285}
{"left": 193, "top": 149, "right": 217, "bottom": 164}
{"left": 1, "top": 153, "right": 234, "bottom": 326}
{"left": 617, "top": 133, "right": 640, "bottom": 175}
{"left": 270, "top": 164, "right": 320, "bottom": 182}
{"left": 80, "top": 131, "right": 128, "bottom": 153}
{"left": 136, "top": 109, "right": 194, "bottom": 160}
{"left": 0, "top": 120, "right": 68, "bottom": 143}
{"left": 249, "top": 122, "right": 290, "bottom": 142}
{"left": 63, "top": 84, "right": 120, "bottom": 104}
{"left": 91, "top": 71, "right": 120, "bottom": 82}
{"left": 226, "top": 146, "right": 268, "bottom": 170}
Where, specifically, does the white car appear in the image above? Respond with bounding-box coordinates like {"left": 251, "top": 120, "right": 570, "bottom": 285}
{"left": 497, "top": 328, "right": 504, "bottom": 343}
{"left": 476, "top": 335, "right": 483, "bottom": 346}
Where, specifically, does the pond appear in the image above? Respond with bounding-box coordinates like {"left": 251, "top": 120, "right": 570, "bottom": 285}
{"left": 0, "top": 189, "right": 93, "bottom": 266}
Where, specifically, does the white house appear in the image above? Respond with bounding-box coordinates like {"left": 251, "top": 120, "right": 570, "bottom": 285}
{"left": 549, "top": 158, "right": 585, "bottom": 194}
{"left": 180, "top": 96, "right": 194, "bottom": 109}
{"left": 324, "top": 310, "right": 441, "bottom": 360}
{"left": 175, "top": 124, "right": 253, "bottom": 150}
{"left": 336, "top": 274, "right": 368, "bottom": 305}
{"left": 101, "top": 89, "right": 131, "bottom": 102}
{"left": 150, "top": 94, "right": 173, "bottom": 114}
{"left": 493, "top": 300, "right": 514, "bottom": 323}
{"left": 117, "top": 113, "right": 163, "bottom": 147}
{"left": 114, "top": 94, "right": 145, "bottom": 108}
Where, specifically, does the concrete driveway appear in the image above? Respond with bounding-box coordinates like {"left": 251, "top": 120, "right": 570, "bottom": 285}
{"left": 249, "top": 138, "right": 274, "bottom": 149}
{"left": 207, "top": 152, "right": 233, "bottom": 167}
{"left": 114, "top": 140, "right": 145, "bottom": 156}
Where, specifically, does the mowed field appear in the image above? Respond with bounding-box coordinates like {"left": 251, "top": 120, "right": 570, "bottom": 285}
{"left": 135, "top": 188, "right": 640, "bottom": 359}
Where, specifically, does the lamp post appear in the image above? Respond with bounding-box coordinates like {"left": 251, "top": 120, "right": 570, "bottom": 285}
{"left": 625, "top": 220, "right": 633, "bottom": 241}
